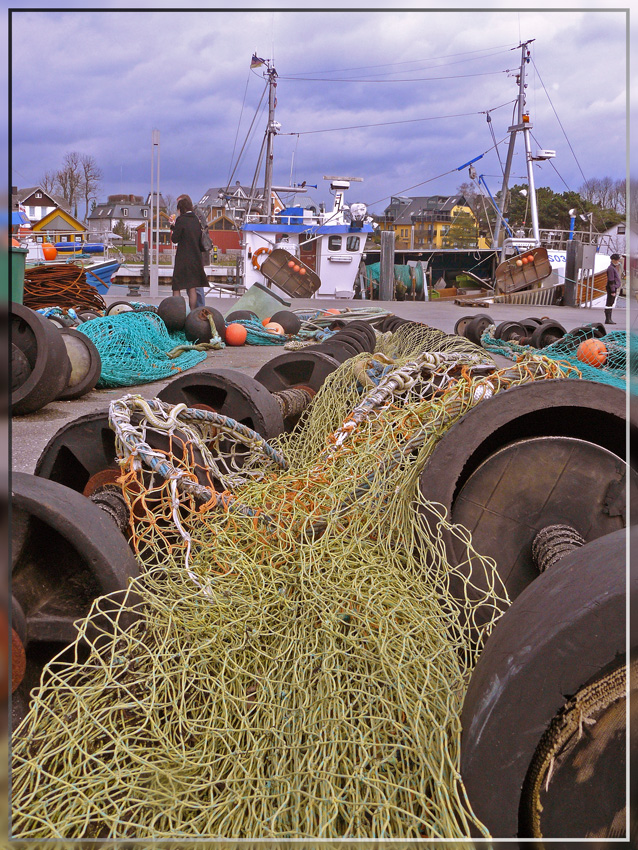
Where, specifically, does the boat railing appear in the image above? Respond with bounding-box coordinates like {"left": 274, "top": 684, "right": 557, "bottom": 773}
{"left": 510, "top": 227, "right": 622, "bottom": 254}
{"left": 455, "top": 282, "right": 564, "bottom": 308}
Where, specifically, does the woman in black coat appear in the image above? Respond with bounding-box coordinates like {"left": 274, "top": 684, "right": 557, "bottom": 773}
{"left": 169, "top": 194, "right": 207, "bottom": 309}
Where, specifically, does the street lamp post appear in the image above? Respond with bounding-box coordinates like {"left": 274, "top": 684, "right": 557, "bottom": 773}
{"left": 150, "top": 129, "right": 160, "bottom": 298}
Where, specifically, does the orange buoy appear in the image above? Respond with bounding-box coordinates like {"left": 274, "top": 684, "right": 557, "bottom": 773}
{"left": 293, "top": 264, "right": 300, "bottom": 272}
{"left": 299, "top": 267, "right": 307, "bottom": 275}
{"left": 323, "top": 308, "right": 341, "bottom": 316}
{"left": 42, "top": 243, "right": 57, "bottom": 261}
{"left": 287, "top": 260, "right": 296, "bottom": 268}
{"left": 515, "top": 259, "right": 523, "bottom": 267}
{"left": 262, "top": 317, "right": 271, "bottom": 327}
{"left": 577, "top": 338, "right": 607, "bottom": 367}
{"left": 225, "top": 323, "right": 247, "bottom": 346}
{"left": 263, "top": 322, "right": 285, "bottom": 335}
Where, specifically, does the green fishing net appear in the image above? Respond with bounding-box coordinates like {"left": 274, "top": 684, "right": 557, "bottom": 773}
{"left": 11, "top": 324, "right": 578, "bottom": 840}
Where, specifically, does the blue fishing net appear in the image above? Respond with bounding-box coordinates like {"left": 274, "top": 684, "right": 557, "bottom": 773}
{"left": 481, "top": 325, "right": 629, "bottom": 391}
{"left": 77, "top": 311, "right": 208, "bottom": 388}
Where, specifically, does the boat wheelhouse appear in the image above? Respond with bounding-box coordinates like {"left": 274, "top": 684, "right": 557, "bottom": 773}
{"left": 241, "top": 178, "right": 374, "bottom": 297}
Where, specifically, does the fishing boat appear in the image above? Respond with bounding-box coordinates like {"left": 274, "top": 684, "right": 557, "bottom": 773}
{"left": 455, "top": 40, "right": 617, "bottom": 309}
{"left": 21, "top": 238, "right": 122, "bottom": 295}
{"left": 237, "top": 60, "right": 374, "bottom": 299}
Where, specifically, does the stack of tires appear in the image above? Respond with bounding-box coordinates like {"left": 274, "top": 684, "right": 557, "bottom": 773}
{"left": 11, "top": 303, "right": 102, "bottom": 415}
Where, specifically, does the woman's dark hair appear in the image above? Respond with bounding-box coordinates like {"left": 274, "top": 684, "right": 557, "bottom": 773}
{"left": 177, "top": 194, "right": 194, "bottom": 214}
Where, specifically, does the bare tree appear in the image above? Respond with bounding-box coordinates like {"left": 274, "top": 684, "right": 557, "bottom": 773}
{"left": 55, "top": 151, "right": 83, "bottom": 218}
{"left": 579, "top": 176, "right": 619, "bottom": 211}
{"left": 39, "top": 170, "right": 57, "bottom": 194}
{"left": 163, "top": 194, "right": 176, "bottom": 216}
{"left": 611, "top": 178, "right": 626, "bottom": 215}
{"left": 80, "top": 154, "right": 102, "bottom": 222}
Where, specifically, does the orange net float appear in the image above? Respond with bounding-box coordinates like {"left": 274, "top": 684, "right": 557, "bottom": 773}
{"left": 263, "top": 322, "right": 285, "bottom": 335}
{"left": 577, "top": 338, "right": 607, "bottom": 367}
{"left": 225, "top": 323, "right": 248, "bottom": 346}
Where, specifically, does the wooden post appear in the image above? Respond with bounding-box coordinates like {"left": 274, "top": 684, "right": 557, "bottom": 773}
{"left": 379, "top": 230, "right": 395, "bottom": 301}
{"left": 563, "top": 239, "right": 582, "bottom": 307}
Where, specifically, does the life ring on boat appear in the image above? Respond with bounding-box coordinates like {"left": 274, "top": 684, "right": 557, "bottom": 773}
{"left": 252, "top": 247, "right": 271, "bottom": 270}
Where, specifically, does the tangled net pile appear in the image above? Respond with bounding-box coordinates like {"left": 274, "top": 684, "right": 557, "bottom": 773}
{"left": 481, "top": 324, "right": 628, "bottom": 390}
{"left": 12, "top": 325, "right": 579, "bottom": 840}
{"left": 77, "top": 311, "right": 214, "bottom": 388}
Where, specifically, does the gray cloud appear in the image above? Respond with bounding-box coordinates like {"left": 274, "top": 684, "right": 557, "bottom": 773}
{"left": 10, "top": 7, "right": 629, "bottom": 213}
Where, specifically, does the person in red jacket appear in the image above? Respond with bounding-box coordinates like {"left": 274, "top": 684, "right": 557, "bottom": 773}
{"left": 604, "top": 253, "right": 623, "bottom": 325}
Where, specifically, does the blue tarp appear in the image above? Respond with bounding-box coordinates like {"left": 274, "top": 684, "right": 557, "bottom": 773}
{"left": 12, "top": 211, "right": 31, "bottom": 226}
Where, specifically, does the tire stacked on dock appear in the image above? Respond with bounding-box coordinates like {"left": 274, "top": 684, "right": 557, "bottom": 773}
{"left": 11, "top": 304, "right": 102, "bottom": 415}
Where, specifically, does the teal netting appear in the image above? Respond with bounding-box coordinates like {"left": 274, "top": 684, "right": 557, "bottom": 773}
{"left": 480, "top": 325, "right": 630, "bottom": 391}
{"left": 78, "top": 311, "right": 209, "bottom": 388}
{"left": 233, "top": 317, "right": 289, "bottom": 345}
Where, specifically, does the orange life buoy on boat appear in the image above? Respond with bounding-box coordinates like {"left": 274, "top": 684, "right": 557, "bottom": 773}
{"left": 252, "top": 247, "right": 272, "bottom": 270}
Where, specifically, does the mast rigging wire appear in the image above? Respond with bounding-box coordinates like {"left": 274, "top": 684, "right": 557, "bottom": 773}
{"left": 284, "top": 42, "right": 517, "bottom": 77}
{"left": 225, "top": 69, "right": 253, "bottom": 189}
{"left": 224, "top": 80, "right": 269, "bottom": 194}
{"left": 280, "top": 100, "right": 515, "bottom": 137}
{"left": 278, "top": 68, "right": 511, "bottom": 84}
{"left": 530, "top": 57, "right": 589, "bottom": 184}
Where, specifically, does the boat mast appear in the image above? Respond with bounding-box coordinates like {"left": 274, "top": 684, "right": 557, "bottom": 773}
{"left": 263, "top": 62, "right": 278, "bottom": 223}
{"left": 492, "top": 39, "right": 539, "bottom": 250}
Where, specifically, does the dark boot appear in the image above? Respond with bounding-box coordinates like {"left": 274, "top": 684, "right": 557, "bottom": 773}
{"left": 604, "top": 309, "right": 616, "bottom": 325}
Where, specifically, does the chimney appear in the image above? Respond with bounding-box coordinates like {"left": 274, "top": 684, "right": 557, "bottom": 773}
{"left": 12, "top": 185, "right": 17, "bottom": 195}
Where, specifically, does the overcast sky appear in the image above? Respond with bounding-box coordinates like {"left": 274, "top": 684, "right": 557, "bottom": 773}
{"left": 9, "top": 4, "right": 632, "bottom": 216}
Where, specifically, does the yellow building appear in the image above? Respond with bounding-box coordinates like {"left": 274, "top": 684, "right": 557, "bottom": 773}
{"left": 32, "top": 207, "right": 87, "bottom": 244}
{"left": 380, "top": 194, "right": 489, "bottom": 250}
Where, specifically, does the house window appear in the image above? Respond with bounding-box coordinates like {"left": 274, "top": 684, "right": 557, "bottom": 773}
{"left": 28, "top": 206, "right": 35, "bottom": 217}
{"left": 35, "top": 192, "right": 42, "bottom": 198}
{"left": 122, "top": 208, "right": 128, "bottom": 216}
{"left": 346, "top": 236, "right": 360, "bottom": 252}
{"left": 328, "top": 236, "right": 342, "bottom": 251}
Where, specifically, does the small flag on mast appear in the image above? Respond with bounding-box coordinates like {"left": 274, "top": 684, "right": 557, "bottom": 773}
{"left": 251, "top": 54, "right": 266, "bottom": 69}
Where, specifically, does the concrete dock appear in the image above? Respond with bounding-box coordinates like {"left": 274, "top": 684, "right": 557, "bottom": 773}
{"left": 11, "top": 283, "right": 633, "bottom": 475}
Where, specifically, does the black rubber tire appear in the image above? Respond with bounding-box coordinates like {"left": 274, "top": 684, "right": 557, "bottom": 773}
{"left": 330, "top": 330, "right": 368, "bottom": 354}
{"left": 157, "top": 368, "right": 285, "bottom": 440}
{"left": 254, "top": 349, "right": 340, "bottom": 395}
{"left": 11, "top": 304, "right": 72, "bottom": 415}
{"left": 454, "top": 315, "right": 475, "bottom": 337}
{"left": 342, "top": 320, "right": 377, "bottom": 349}
{"left": 34, "top": 410, "right": 116, "bottom": 492}
{"left": 418, "top": 379, "right": 635, "bottom": 623}
{"left": 312, "top": 341, "right": 357, "bottom": 363}
{"left": 494, "top": 320, "right": 528, "bottom": 343}
{"left": 57, "top": 328, "right": 102, "bottom": 400}
{"left": 464, "top": 313, "right": 494, "bottom": 345}
{"left": 11, "top": 472, "right": 141, "bottom": 730}
{"left": 460, "top": 526, "right": 635, "bottom": 838}
{"left": 105, "top": 300, "right": 135, "bottom": 316}
{"left": 530, "top": 320, "right": 566, "bottom": 349}
{"left": 11, "top": 343, "right": 32, "bottom": 391}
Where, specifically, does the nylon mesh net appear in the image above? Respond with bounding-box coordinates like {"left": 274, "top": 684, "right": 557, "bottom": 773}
{"left": 77, "top": 311, "right": 212, "bottom": 388}
{"left": 11, "top": 326, "right": 578, "bottom": 840}
{"left": 480, "top": 324, "right": 628, "bottom": 390}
